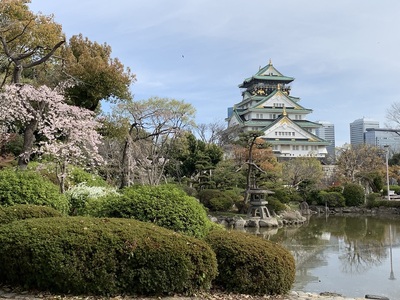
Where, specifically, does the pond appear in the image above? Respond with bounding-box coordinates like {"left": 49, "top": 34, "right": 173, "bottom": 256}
{"left": 241, "top": 215, "right": 400, "bottom": 299}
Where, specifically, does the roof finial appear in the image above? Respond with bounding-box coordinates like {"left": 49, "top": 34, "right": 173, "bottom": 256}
{"left": 269, "top": 58, "right": 272, "bottom": 65}
{"left": 282, "top": 104, "right": 287, "bottom": 117}
{"left": 277, "top": 83, "right": 281, "bottom": 90}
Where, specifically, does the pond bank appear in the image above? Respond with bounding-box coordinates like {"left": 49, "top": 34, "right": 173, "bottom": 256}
{"left": 0, "top": 288, "right": 375, "bottom": 300}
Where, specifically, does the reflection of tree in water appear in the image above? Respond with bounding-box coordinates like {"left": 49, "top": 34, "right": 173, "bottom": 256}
{"left": 339, "top": 239, "right": 386, "bottom": 273}
{"left": 339, "top": 217, "right": 387, "bottom": 274}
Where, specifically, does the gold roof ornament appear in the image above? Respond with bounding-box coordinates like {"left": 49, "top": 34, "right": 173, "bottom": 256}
{"left": 282, "top": 104, "right": 287, "bottom": 117}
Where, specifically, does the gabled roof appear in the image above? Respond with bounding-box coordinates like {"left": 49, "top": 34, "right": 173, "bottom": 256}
{"left": 239, "top": 60, "right": 294, "bottom": 88}
{"left": 259, "top": 110, "right": 329, "bottom": 144}
{"left": 226, "top": 109, "right": 244, "bottom": 126}
{"left": 252, "top": 89, "right": 307, "bottom": 110}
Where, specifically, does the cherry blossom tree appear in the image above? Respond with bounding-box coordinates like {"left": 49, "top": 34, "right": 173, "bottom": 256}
{"left": 0, "top": 84, "right": 102, "bottom": 192}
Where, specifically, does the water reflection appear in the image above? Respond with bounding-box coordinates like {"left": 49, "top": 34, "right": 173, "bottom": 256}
{"left": 241, "top": 215, "right": 400, "bottom": 299}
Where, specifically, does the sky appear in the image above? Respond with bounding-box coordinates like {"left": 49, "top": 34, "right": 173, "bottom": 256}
{"left": 29, "top": 0, "right": 400, "bottom": 146}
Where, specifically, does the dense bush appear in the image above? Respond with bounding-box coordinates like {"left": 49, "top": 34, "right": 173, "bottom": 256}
{"left": 365, "top": 193, "right": 381, "bottom": 208}
{"left": 0, "top": 217, "right": 217, "bottom": 296}
{"left": 370, "top": 199, "right": 400, "bottom": 208}
{"left": 269, "top": 188, "right": 291, "bottom": 203}
{"left": 198, "top": 189, "right": 243, "bottom": 212}
{"left": 343, "top": 183, "right": 365, "bottom": 206}
{"left": 68, "top": 166, "right": 108, "bottom": 187}
{"left": 0, "top": 168, "right": 69, "bottom": 213}
{"left": 207, "top": 196, "right": 234, "bottom": 212}
{"left": 97, "top": 184, "right": 213, "bottom": 238}
{"left": 0, "top": 204, "right": 62, "bottom": 225}
{"left": 198, "top": 189, "right": 223, "bottom": 206}
{"left": 266, "top": 197, "right": 287, "bottom": 214}
{"left": 205, "top": 229, "right": 295, "bottom": 295}
{"left": 318, "top": 191, "right": 345, "bottom": 207}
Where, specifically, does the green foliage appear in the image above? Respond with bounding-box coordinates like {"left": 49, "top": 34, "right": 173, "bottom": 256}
{"left": 211, "top": 160, "right": 244, "bottom": 189}
{"left": 3, "top": 133, "right": 23, "bottom": 157}
{"left": 266, "top": 197, "right": 287, "bottom": 214}
{"left": 343, "top": 183, "right": 365, "bottom": 207}
{"left": 198, "top": 189, "right": 236, "bottom": 212}
{"left": 205, "top": 229, "right": 295, "bottom": 295}
{"left": 0, "top": 217, "right": 217, "bottom": 296}
{"left": 97, "top": 185, "right": 213, "bottom": 238}
{"left": 382, "top": 185, "right": 400, "bottom": 195}
{"left": 208, "top": 196, "right": 234, "bottom": 212}
{"left": 365, "top": 193, "right": 381, "bottom": 208}
{"left": 268, "top": 188, "right": 290, "bottom": 203}
{"left": 371, "top": 200, "right": 400, "bottom": 208}
{"left": 389, "top": 152, "right": 400, "bottom": 166}
{"left": 68, "top": 166, "right": 108, "bottom": 187}
{"left": 325, "top": 186, "right": 343, "bottom": 193}
{"left": 0, "top": 204, "right": 62, "bottom": 225}
{"left": 0, "top": 168, "right": 69, "bottom": 213}
{"left": 318, "top": 191, "right": 345, "bottom": 207}
{"left": 65, "top": 183, "right": 119, "bottom": 216}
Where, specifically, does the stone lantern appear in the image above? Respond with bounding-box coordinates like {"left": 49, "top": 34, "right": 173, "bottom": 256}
{"left": 246, "top": 188, "right": 274, "bottom": 219}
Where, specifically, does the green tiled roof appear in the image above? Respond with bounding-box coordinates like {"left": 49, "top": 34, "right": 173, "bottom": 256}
{"left": 239, "top": 61, "right": 294, "bottom": 88}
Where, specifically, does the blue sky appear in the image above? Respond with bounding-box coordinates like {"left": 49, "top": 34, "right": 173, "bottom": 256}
{"left": 29, "top": 0, "right": 400, "bottom": 146}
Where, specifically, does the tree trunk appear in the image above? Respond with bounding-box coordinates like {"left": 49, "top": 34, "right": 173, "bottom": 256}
{"left": 17, "top": 119, "right": 38, "bottom": 169}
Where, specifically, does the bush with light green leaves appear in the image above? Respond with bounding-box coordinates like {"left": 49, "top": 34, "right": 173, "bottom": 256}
{"left": 0, "top": 168, "right": 69, "bottom": 214}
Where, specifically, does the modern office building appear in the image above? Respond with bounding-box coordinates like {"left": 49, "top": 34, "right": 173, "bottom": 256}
{"left": 349, "top": 117, "right": 379, "bottom": 146}
{"left": 226, "top": 60, "right": 329, "bottom": 159}
{"left": 365, "top": 128, "right": 400, "bottom": 153}
{"left": 315, "top": 121, "right": 335, "bottom": 162}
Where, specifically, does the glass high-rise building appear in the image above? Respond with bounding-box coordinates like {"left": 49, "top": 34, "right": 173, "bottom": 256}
{"left": 315, "top": 121, "right": 335, "bottom": 162}
{"left": 349, "top": 117, "right": 379, "bottom": 146}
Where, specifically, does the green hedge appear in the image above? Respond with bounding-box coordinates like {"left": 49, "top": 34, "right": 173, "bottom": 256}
{"left": 205, "top": 229, "right": 295, "bottom": 295}
{"left": 0, "top": 217, "right": 217, "bottom": 296}
{"left": 97, "top": 184, "right": 213, "bottom": 238}
{"left": 343, "top": 183, "right": 365, "bottom": 207}
{"left": 318, "top": 191, "right": 345, "bottom": 207}
{"left": 0, "top": 204, "right": 62, "bottom": 225}
{"left": 0, "top": 168, "right": 69, "bottom": 213}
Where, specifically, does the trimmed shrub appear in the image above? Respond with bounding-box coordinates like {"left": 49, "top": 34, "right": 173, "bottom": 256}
{"left": 0, "top": 168, "right": 69, "bottom": 214}
{"left": 0, "top": 217, "right": 217, "bottom": 296}
{"left": 266, "top": 197, "right": 286, "bottom": 214}
{"left": 366, "top": 193, "right": 381, "bottom": 208}
{"left": 205, "top": 229, "right": 295, "bottom": 295}
{"left": 97, "top": 184, "right": 213, "bottom": 238}
{"left": 318, "top": 191, "right": 345, "bottom": 208}
{"left": 371, "top": 199, "right": 400, "bottom": 208}
{"left": 198, "top": 189, "right": 222, "bottom": 206}
{"left": 208, "top": 196, "right": 234, "bottom": 212}
{"left": 0, "top": 204, "right": 62, "bottom": 225}
{"left": 343, "top": 183, "right": 365, "bottom": 206}
{"left": 198, "top": 189, "right": 240, "bottom": 212}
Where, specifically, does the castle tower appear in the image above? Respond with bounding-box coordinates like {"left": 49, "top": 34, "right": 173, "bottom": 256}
{"left": 226, "top": 60, "right": 329, "bottom": 159}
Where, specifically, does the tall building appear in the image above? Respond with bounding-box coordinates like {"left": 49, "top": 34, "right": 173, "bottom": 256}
{"left": 226, "top": 60, "right": 329, "bottom": 159}
{"left": 365, "top": 128, "right": 400, "bottom": 153}
{"left": 315, "top": 121, "right": 335, "bottom": 162}
{"left": 349, "top": 117, "right": 379, "bottom": 146}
